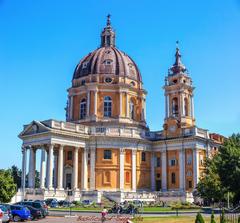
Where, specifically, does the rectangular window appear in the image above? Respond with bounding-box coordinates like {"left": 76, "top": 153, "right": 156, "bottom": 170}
{"left": 200, "top": 155, "right": 204, "bottom": 166}
{"left": 187, "top": 154, "right": 192, "bottom": 165}
{"left": 104, "top": 150, "right": 112, "bottom": 160}
{"left": 156, "top": 157, "right": 161, "bottom": 167}
{"left": 67, "top": 151, "right": 72, "bottom": 160}
{"left": 171, "top": 172, "right": 176, "bottom": 184}
{"left": 125, "top": 172, "right": 130, "bottom": 184}
{"left": 170, "top": 159, "right": 176, "bottom": 166}
{"left": 141, "top": 152, "right": 146, "bottom": 162}
{"left": 189, "top": 180, "right": 192, "bottom": 188}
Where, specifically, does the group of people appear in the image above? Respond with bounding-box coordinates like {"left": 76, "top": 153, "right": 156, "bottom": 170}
{"left": 101, "top": 204, "right": 134, "bottom": 223}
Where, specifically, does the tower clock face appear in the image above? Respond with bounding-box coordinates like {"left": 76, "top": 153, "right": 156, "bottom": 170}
{"left": 169, "top": 125, "right": 176, "bottom": 133}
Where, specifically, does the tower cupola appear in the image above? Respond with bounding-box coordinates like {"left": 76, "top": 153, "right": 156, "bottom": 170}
{"left": 169, "top": 43, "right": 187, "bottom": 75}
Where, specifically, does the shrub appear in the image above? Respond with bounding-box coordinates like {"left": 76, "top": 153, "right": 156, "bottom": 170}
{"left": 210, "top": 211, "right": 216, "bottom": 223}
{"left": 195, "top": 212, "right": 205, "bottom": 223}
{"left": 220, "top": 209, "right": 226, "bottom": 223}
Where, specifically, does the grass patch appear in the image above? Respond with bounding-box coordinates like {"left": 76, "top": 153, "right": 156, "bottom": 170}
{"left": 50, "top": 206, "right": 201, "bottom": 213}
{"left": 133, "top": 216, "right": 220, "bottom": 223}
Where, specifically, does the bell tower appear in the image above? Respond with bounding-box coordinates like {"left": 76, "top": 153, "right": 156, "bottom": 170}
{"left": 163, "top": 43, "right": 195, "bottom": 137}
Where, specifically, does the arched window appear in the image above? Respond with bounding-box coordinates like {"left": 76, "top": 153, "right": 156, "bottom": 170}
{"left": 172, "top": 97, "right": 178, "bottom": 116}
{"left": 171, "top": 172, "right": 176, "bottom": 184}
{"left": 104, "top": 96, "right": 112, "bottom": 117}
{"left": 184, "top": 97, "right": 189, "bottom": 116}
{"left": 129, "top": 99, "right": 135, "bottom": 119}
{"left": 80, "top": 98, "right": 87, "bottom": 119}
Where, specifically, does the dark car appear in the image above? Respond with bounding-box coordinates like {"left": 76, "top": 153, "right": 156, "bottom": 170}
{"left": 25, "top": 205, "right": 42, "bottom": 220}
{"left": 10, "top": 205, "right": 31, "bottom": 222}
{"left": 15, "top": 201, "right": 48, "bottom": 217}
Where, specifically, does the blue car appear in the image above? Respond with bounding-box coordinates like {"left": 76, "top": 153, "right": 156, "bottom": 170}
{"left": 10, "top": 205, "right": 31, "bottom": 222}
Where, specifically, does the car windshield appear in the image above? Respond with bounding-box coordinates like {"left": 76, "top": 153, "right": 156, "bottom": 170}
{"left": 33, "top": 203, "right": 42, "bottom": 208}
{"left": 0, "top": 206, "right": 7, "bottom": 212}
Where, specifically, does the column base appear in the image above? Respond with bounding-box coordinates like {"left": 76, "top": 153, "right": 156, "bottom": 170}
{"left": 57, "top": 187, "right": 64, "bottom": 191}
{"left": 47, "top": 187, "right": 54, "bottom": 191}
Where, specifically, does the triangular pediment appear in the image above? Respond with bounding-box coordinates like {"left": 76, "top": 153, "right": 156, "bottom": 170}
{"left": 19, "top": 120, "right": 51, "bottom": 137}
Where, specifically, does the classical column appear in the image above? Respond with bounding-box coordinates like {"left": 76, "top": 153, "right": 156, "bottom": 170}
{"left": 191, "top": 96, "right": 195, "bottom": 118}
{"left": 165, "top": 94, "right": 168, "bottom": 118}
{"left": 131, "top": 149, "right": 137, "bottom": 192}
{"left": 40, "top": 147, "right": 46, "bottom": 189}
{"left": 193, "top": 148, "right": 199, "bottom": 188}
{"left": 119, "top": 91, "right": 122, "bottom": 118}
{"left": 90, "top": 147, "right": 96, "bottom": 190}
{"left": 143, "top": 98, "right": 146, "bottom": 121}
{"left": 21, "top": 146, "right": 27, "bottom": 193}
{"left": 179, "top": 149, "right": 185, "bottom": 191}
{"left": 81, "top": 148, "right": 88, "bottom": 190}
{"left": 181, "top": 95, "right": 185, "bottom": 116}
{"left": 70, "top": 96, "right": 73, "bottom": 120}
{"left": 73, "top": 147, "right": 79, "bottom": 190}
{"left": 28, "top": 146, "right": 36, "bottom": 188}
{"left": 161, "top": 150, "right": 167, "bottom": 191}
{"left": 57, "top": 145, "right": 64, "bottom": 190}
{"left": 47, "top": 144, "right": 54, "bottom": 190}
{"left": 126, "top": 93, "right": 129, "bottom": 118}
{"left": 151, "top": 152, "right": 156, "bottom": 191}
{"left": 119, "top": 148, "right": 125, "bottom": 191}
{"left": 87, "top": 91, "right": 90, "bottom": 117}
{"left": 94, "top": 90, "right": 98, "bottom": 116}
{"left": 53, "top": 151, "right": 58, "bottom": 189}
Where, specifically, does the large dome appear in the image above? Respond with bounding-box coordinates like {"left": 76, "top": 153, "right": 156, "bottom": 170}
{"left": 73, "top": 46, "right": 142, "bottom": 82}
{"left": 72, "top": 15, "right": 142, "bottom": 83}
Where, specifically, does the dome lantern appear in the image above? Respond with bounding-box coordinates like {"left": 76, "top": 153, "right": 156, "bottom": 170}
{"left": 101, "top": 14, "right": 116, "bottom": 47}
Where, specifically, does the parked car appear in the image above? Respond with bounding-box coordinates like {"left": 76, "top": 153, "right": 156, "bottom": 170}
{"left": 0, "top": 205, "right": 11, "bottom": 223}
{"left": 10, "top": 205, "right": 31, "bottom": 222}
{"left": 81, "top": 200, "right": 93, "bottom": 206}
{"left": 25, "top": 205, "right": 42, "bottom": 220}
{"left": 15, "top": 201, "right": 48, "bottom": 217}
{"left": 0, "top": 208, "right": 3, "bottom": 223}
{"left": 45, "top": 198, "right": 58, "bottom": 207}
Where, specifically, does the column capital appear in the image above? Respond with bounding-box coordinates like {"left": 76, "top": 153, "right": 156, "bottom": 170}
{"left": 120, "top": 148, "right": 125, "bottom": 154}
{"left": 132, "top": 149, "right": 137, "bottom": 155}
{"left": 59, "top": 144, "right": 64, "bottom": 149}
{"left": 21, "top": 146, "right": 26, "bottom": 153}
{"left": 89, "top": 146, "right": 96, "bottom": 152}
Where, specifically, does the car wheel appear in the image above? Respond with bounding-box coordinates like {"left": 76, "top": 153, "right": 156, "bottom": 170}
{"left": 13, "top": 215, "right": 21, "bottom": 222}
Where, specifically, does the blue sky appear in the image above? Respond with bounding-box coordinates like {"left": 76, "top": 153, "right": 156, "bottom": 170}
{"left": 0, "top": 0, "right": 240, "bottom": 169}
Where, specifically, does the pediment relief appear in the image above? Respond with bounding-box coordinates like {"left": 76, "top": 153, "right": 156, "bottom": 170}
{"left": 19, "top": 121, "right": 50, "bottom": 137}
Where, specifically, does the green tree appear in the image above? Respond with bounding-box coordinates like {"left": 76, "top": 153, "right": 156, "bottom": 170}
{"left": 10, "top": 165, "right": 22, "bottom": 189}
{"left": 217, "top": 134, "right": 240, "bottom": 204}
{"left": 197, "top": 133, "right": 240, "bottom": 205}
{"left": 195, "top": 212, "right": 205, "bottom": 223}
{"left": 197, "top": 156, "right": 225, "bottom": 204}
{"left": 210, "top": 211, "right": 216, "bottom": 223}
{"left": 0, "top": 169, "right": 17, "bottom": 203}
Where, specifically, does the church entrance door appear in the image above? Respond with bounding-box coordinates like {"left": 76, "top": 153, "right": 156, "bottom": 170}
{"left": 66, "top": 173, "right": 72, "bottom": 189}
{"left": 156, "top": 180, "right": 161, "bottom": 191}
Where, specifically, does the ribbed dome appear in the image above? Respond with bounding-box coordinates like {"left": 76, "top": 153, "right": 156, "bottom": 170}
{"left": 73, "top": 46, "right": 142, "bottom": 82}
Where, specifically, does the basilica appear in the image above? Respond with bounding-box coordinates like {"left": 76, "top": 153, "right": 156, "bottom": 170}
{"left": 18, "top": 16, "right": 224, "bottom": 203}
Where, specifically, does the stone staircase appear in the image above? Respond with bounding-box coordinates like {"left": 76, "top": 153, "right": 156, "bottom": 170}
{"left": 101, "top": 194, "right": 115, "bottom": 208}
